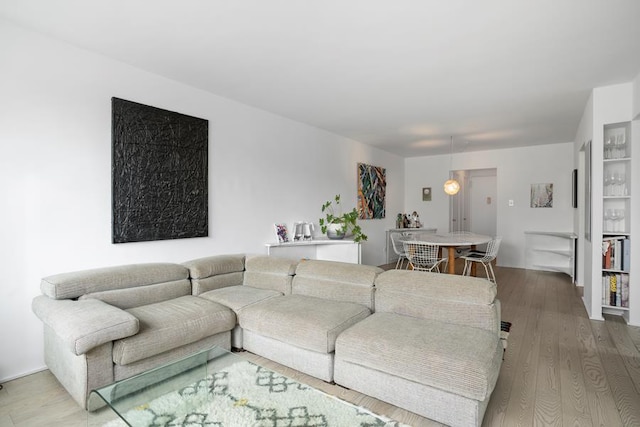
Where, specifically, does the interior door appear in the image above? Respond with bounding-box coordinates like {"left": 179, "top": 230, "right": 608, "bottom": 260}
{"left": 469, "top": 174, "right": 497, "bottom": 237}
{"left": 450, "top": 168, "right": 497, "bottom": 250}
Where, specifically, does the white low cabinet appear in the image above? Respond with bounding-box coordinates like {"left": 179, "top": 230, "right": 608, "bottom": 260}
{"left": 265, "top": 238, "right": 361, "bottom": 264}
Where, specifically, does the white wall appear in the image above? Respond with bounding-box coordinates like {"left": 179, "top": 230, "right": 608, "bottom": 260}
{"left": 0, "top": 19, "right": 403, "bottom": 382}
{"left": 405, "top": 143, "right": 575, "bottom": 268}
{"left": 633, "top": 71, "right": 640, "bottom": 120}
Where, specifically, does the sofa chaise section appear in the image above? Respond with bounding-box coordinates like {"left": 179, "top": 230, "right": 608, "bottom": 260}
{"left": 239, "top": 259, "right": 383, "bottom": 381}
{"left": 32, "top": 263, "right": 235, "bottom": 409}
{"left": 334, "top": 269, "right": 503, "bottom": 427}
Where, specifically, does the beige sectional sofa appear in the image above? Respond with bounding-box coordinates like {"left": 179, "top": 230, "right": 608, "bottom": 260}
{"left": 32, "top": 254, "right": 502, "bottom": 427}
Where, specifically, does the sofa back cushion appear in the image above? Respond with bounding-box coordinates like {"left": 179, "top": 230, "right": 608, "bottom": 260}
{"left": 374, "top": 269, "right": 499, "bottom": 333}
{"left": 243, "top": 256, "right": 297, "bottom": 295}
{"left": 292, "top": 260, "right": 382, "bottom": 309}
{"left": 182, "top": 254, "right": 245, "bottom": 295}
{"left": 41, "top": 263, "right": 190, "bottom": 301}
{"left": 79, "top": 279, "right": 192, "bottom": 310}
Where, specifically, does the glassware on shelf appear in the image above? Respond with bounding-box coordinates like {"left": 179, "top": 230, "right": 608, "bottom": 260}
{"left": 615, "top": 133, "right": 626, "bottom": 159}
{"left": 616, "top": 209, "right": 625, "bottom": 232}
{"left": 616, "top": 172, "right": 627, "bottom": 196}
{"left": 605, "top": 170, "right": 628, "bottom": 196}
{"left": 604, "top": 209, "right": 613, "bottom": 232}
{"left": 609, "top": 209, "right": 619, "bottom": 232}
{"left": 604, "top": 136, "right": 614, "bottom": 159}
{"left": 608, "top": 171, "right": 616, "bottom": 196}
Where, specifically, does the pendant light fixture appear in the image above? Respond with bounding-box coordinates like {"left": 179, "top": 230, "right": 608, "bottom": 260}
{"left": 443, "top": 136, "right": 460, "bottom": 195}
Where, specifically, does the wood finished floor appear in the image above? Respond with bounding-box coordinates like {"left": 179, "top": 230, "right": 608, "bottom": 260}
{"left": 1, "top": 265, "right": 639, "bottom": 426}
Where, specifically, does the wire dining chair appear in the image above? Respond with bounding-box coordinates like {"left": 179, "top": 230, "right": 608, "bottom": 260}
{"left": 461, "top": 236, "right": 502, "bottom": 284}
{"left": 390, "top": 232, "right": 410, "bottom": 269}
{"left": 403, "top": 241, "right": 446, "bottom": 272}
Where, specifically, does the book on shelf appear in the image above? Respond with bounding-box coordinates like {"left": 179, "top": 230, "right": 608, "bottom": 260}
{"left": 602, "top": 272, "right": 630, "bottom": 308}
{"left": 610, "top": 274, "right": 617, "bottom": 306}
{"left": 622, "top": 238, "right": 630, "bottom": 272}
{"left": 601, "top": 236, "right": 629, "bottom": 271}
{"left": 620, "top": 274, "right": 629, "bottom": 308}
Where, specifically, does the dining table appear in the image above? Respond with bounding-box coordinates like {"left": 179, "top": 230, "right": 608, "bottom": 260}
{"left": 407, "top": 232, "right": 492, "bottom": 275}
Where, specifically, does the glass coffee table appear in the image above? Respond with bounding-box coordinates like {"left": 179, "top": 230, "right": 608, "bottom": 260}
{"left": 88, "top": 346, "right": 403, "bottom": 426}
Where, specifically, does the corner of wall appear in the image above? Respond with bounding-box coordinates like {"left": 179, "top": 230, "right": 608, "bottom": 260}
{"left": 633, "top": 71, "right": 640, "bottom": 120}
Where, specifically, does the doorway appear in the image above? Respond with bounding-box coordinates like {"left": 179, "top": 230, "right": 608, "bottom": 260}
{"left": 449, "top": 168, "right": 497, "bottom": 248}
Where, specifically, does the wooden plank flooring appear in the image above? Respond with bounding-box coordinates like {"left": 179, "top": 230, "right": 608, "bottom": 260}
{"left": 1, "top": 265, "right": 639, "bottom": 426}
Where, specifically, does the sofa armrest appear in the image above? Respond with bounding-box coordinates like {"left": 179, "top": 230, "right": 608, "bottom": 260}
{"left": 32, "top": 295, "right": 139, "bottom": 356}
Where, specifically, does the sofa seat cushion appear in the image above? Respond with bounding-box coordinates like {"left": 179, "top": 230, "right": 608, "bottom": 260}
{"left": 335, "top": 312, "right": 502, "bottom": 401}
{"left": 113, "top": 296, "right": 235, "bottom": 365}
{"left": 239, "top": 295, "right": 371, "bottom": 354}
{"left": 199, "top": 285, "right": 282, "bottom": 313}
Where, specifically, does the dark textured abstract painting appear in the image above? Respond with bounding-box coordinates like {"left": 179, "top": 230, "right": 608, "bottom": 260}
{"left": 357, "top": 163, "right": 386, "bottom": 219}
{"left": 112, "top": 98, "right": 208, "bottom": 243}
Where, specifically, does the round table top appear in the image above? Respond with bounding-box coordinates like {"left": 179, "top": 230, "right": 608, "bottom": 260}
{"left": 404, "top": 232, "right": 492, "bottom": 246}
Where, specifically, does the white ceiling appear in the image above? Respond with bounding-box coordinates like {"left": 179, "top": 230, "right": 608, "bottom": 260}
{"left": 2, "top": 0, "right": 640, "bottom": 157}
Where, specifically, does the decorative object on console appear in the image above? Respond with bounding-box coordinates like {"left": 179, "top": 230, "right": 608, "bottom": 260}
{"left": 111, "top": 98, "right": 208, "bottom": 243}
{"left": 274, "top": 223, "right": 289, "bottom": 243}
{"left": 530, "top": 183, "right": 553, "bottom": 208}
{"left": 292, "top": 221, "right": 314, "bottom": 241}
{"left": 410, "top": 211, "right": 422, "bottom": 228}
{"left": 319, "top": 194, "right": 368, "bottom": 242}
{"left": 443, "top": 136, "right": 460, "bottom": 195}
{"left": 357, "top": 163, "right": 386, "bottom": 219}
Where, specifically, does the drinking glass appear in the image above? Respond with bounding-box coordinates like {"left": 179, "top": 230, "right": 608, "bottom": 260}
{"left": 610, "top": 171, "right": 618, "bottom": 196}
{"left": 616, "top": 172, "right": 626, "bottom": 197}
{"left": 616, "top": 209, "right": 625, "bottom": 232}
{"left": 603, "top": 209, "right": 613, "bottom": 232}
{"left": 609, "top": 209, "right": 619, "bottom": 232}
{"left": 616, "top": 133, "right": 626, "bottom": 158}
{"left": 604, "top": 136, "right": 613, "bottom": 159}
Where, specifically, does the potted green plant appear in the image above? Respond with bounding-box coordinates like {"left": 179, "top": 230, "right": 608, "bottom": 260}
{"left": 319, "top": 194, "right": 368, "bottom": 242}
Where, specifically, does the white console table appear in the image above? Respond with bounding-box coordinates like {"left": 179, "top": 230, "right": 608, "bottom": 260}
{"left": 265, "top": 238, "right": 361, "bottom": 264}
{"left": 524, "top": 231, "right": 577, "bottom": 282}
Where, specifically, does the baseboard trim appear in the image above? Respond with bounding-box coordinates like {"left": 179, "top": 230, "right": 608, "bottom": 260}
{"left": 1, "top": 366, "right": 48, "bottom": 384}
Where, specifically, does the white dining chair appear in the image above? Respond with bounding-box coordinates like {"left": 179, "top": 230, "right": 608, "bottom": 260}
{"left": 390, "top": 232, "right": 409, "bottom": 269}
{"left": 403, "top": 241, "right": 446, "bottom": 272}
{"left": 461, "top": 236, "right": 502, "bottom": 284}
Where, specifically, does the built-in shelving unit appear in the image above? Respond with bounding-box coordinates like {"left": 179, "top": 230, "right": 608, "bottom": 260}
{"left": 601, "top": 122, "right": 632, "bottom": 318}
{"left": 525, "top": 231, "right": 577, "bottom": 282}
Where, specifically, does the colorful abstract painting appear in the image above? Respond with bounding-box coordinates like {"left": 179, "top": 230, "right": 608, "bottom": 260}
{"left": 357, "top": 163, "right": 386, "bottom": 219}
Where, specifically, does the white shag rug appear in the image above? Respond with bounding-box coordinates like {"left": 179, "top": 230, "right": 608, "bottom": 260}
{"left": 104, "top": 359, "right": 408, "bottom": 427}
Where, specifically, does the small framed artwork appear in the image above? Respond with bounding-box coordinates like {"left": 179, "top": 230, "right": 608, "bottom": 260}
{"left": 530, "top": 183, "right": 553, "bottom": 208}
{"left": 274, "top": 223, "right": 289, "bottom": 243}
{"left": 422, "top": 187, "right": 432, "bottom": 201}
